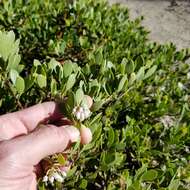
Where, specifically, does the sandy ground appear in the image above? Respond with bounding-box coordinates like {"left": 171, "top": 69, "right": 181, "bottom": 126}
{"left": 109, "top": 0, "right": 190, "bottom": 49}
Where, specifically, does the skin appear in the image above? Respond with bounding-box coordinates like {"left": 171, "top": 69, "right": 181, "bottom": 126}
{"left": 0, "top": 100, "right": 92, "bottom": 190}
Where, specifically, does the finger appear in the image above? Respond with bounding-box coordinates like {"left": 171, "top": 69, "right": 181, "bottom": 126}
{"left": 16, "top": 101, "right": 61, "bottom": 130}
{"left": 0, "top": 102, "right": 61, "bottom": 141}
{"left": 5, "top": 125, "right": 80, "bottom": 165}
{"left": 80, "top": 125, "right": 92, "bottom": 144}
{"left": 0, "top": 96, "right": 93, "bottom": 141}
{"left": 84, "top": 95, "right": 93, "bottom": 108}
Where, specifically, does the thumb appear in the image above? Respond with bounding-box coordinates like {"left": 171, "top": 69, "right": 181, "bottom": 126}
{"left": 6, "top": 125, "right": 80, "bottom": 165}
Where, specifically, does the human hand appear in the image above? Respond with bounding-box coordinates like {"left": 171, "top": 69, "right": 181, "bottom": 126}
{"left": 0, "top": 100, "right": 92, "bottom": 190}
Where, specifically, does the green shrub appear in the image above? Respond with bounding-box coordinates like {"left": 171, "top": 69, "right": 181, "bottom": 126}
{"left": 0, "top": 0, "right": 190, "bottom": 189}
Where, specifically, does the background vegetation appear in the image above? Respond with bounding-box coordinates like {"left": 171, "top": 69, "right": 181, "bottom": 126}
{"left": 0, "top": 0, "right": 190, "bottom": 189}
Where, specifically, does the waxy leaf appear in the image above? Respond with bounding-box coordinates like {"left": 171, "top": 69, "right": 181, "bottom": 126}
{"left": 37, "top": 74, "right": 47, "bottom": 88}
{"left": 15, "top": 76, "right": 25, "bottom": 94}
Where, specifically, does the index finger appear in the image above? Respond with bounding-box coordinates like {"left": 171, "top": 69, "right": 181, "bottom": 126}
{"left": 16, "top": 95, "right": 93, "bottom": 130}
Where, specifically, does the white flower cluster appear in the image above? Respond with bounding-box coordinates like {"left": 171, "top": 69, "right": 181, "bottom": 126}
{"left": 72, "top": 105, "right": 91, "bottom": 121}
{"left": 42, "top": 170, "right": 67, "bottom": 185}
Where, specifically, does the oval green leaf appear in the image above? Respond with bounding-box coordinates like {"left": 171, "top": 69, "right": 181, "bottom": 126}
{"left": 16, "top": 76, "right": 25, "bottom": 94}
{"left": 141, "top": 169, "right": 158, "bottom": 181}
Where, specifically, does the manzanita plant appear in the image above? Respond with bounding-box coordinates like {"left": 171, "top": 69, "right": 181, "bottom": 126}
{"left": 0, "top": 0, "right": 190, "bottom": 190}
{"left": 42, "top": 89, "right": 93, "bottom": 186}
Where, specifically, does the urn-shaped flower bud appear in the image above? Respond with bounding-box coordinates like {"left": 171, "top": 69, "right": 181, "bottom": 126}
{"left": 72, "top": 105, "right": 91, "bottom": 121}
{"left": 52, "top": 172, "right": 64, "bottom": 183}
{"left": 49, "top": 175, "right": 55, "bottom": 184}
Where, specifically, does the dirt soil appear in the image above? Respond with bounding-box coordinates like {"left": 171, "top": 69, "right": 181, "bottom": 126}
{"left": 109, "top": 0, "right": 190, "bottom": 49}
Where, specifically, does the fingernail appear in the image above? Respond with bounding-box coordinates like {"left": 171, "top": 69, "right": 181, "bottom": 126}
{"left": 64, "top": 125, "right": 80, "bottom": 142}
{"left": 84, "top": 95, "right": 93, "bottom": 108}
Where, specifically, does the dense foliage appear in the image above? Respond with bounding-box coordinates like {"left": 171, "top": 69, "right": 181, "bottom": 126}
{"left": 0, "top": 0, "right": 190, "bottom": 189}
